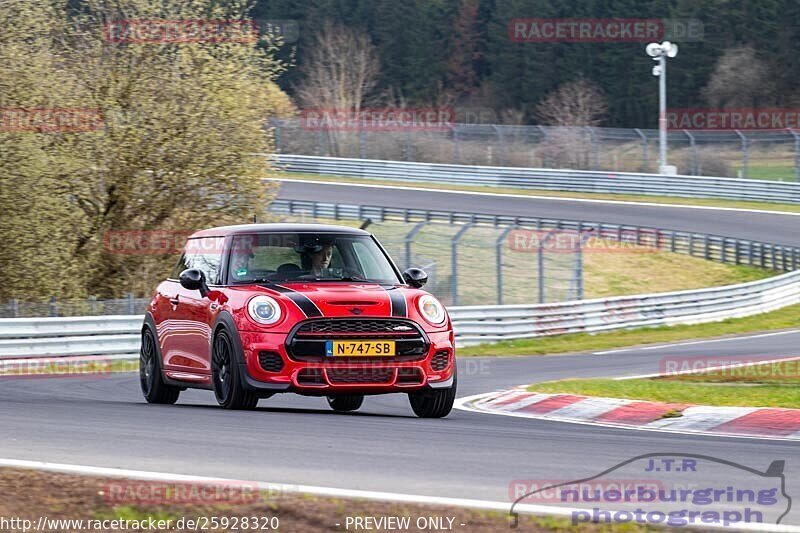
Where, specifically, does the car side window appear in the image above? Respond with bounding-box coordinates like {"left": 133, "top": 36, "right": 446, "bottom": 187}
{"left": 178, "top": 237, "right": 223, "bottom": 285}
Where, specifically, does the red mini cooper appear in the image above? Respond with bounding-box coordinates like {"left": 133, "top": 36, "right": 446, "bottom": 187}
{"left": 140, "top": 223, "right": 457, "bottom": 417}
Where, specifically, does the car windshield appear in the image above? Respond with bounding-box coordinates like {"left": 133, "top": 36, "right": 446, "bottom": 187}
{"left": 227, "top": 232, "right": 401, "bottom": 284}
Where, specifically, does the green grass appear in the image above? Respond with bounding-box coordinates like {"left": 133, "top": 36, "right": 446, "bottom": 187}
{"left": 734, "top": 163, "right": 797, "bottom": 182}
{"left": 458, "top": 303, "right": 800, "bottom": 356}
{"left": 527, "top": 360, "right": 800, "bottom": 409}
{"left": 269, "top": 170, "right": 800, "bottom": 214}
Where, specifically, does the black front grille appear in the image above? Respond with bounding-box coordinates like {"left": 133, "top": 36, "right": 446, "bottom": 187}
{"left": 258, "top": 351, "right": 284, "bottom": 372}
{"left": 287, "top": 319, "right": 429, "bottom": 361}
{"left": 431, "top": 350, "right": 450, "bottom": 371}
{"left": 327, "top": 368, "right": 394, "bottom": 384}
{"left": 295, "top": 319, "right": 419, "bottom": 336}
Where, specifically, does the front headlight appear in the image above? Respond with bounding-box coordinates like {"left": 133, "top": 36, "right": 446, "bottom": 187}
{"left": 247, "top": 295, "right": 282, "bottom": 325}
{"left": 418, "top": 294, "right": 446, "bottom": 325}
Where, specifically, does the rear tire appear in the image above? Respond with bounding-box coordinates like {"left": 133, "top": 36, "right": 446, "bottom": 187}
{"left": 212, "top": 330, "right": 259, "bottom": 410}
{"left": 139, "top": 328, "right": 180, "bottom": 405}
{"left": 408, "top": 371, "right": 457, "bottom": 418}
{"left": 327, "top": 395, "right": 364, "bottom": 412}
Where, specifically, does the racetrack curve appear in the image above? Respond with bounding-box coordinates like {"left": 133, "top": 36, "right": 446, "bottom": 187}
{"left": 3, "top": 335, "right": 800, "bottom": 525}
{"left": 2, "top": 181, "right": 800, "bottom": 527}
{"left": 276, "top": 180, "right": 800, "bottom": 247}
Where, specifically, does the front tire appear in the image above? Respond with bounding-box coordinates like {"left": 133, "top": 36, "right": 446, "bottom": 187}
{"left": 327, "top": 395, "right": 364, "bottom": 412}
{"left": 408, "top": 371, "right": 457, "bottom": 418}
{"left": 212, "top": 330, "right": 259, "bottom": 410}
{"left": 139, "top": 328, "right": 180, "bottom": 405}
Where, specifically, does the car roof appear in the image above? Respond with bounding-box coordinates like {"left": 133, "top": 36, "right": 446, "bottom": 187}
{"left": 188, "top": 223, "right": 371, "bottom": 239}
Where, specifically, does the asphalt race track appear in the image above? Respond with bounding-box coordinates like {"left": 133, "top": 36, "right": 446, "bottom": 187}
{"left": 2, "top": 182, "right": 800, "bottom": 527}
{"left": 2, "top": 333, "right": 800, "bottom": 523}
{"left": 276, "top": 180, "right": 800, "bottom": 247}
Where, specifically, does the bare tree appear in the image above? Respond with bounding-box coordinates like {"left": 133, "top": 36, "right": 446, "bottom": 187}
{"left": 702, "top": 45, "right": 773, "bottom": 108}
{"left": 535, "top": 78, "right": 608, "bottom": 127}
{"left": 535, "top": 78, "right": 607, "bottom": 170}
{"left": 295, "top": 23, "right": 380, "bottom": 155}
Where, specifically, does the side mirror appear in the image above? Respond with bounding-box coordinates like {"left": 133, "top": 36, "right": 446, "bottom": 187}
{"left": 402, "top": 267, "right": 428, "bottom": 288}
{"left": 179, "top": 268, "right": 209, "bottom": 298}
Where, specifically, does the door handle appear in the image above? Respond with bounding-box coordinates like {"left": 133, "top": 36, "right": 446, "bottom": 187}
{"left": 169, "top": 297, "right": 180, "bottom": 306}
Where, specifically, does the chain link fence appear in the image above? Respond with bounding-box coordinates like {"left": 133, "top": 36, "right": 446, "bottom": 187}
{"left": 271, "top": 118, "right": 800, "bottom": 181}
{"left": 1, "top": 219, "right": 584, "bottom": 317}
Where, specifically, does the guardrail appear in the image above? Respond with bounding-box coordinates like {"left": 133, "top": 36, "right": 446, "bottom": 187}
{"left": 270, "top": 154, "right": 800, "bottom": 204}
{"left": 451, "top": 269, "right": 800, "bottom": 344}
{"left": 0, "top": 316, "right": 142, "bottom": 358}
{"left": 2, "top": 268, "right": 798, "bottom": 356}
{"left": 269, "top": 199, "right": 800, "bottom": 271}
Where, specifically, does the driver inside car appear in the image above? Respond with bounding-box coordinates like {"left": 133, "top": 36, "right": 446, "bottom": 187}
{"left": 231, "top": 251, "right": 253, "bottom": 279}
{"left": 307, "top": 243, "right": 333, "bottom": 277}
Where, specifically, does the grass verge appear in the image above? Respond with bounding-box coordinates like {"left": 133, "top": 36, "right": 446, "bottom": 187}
{"left": 457, "top": 303, "right": 800, "bottom": 356}
{"left": 526, "top": 360, "right": 800, "bottom": 409}
{"left": 270, "top": 171, "right": 800, "bottom": 214}
{"left": 1, "top": 468, "right": 661, "bottom": 532}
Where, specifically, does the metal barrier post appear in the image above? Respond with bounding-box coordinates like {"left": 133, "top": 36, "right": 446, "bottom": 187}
{"left": 127, "top": 293, "right": 135, "bottom": 315}
{"left": 452, "top": 126, "right": 460, "bottom": 164}
{"left": 494, "top": 125, "right": 505, "bottom": 167}
{"left": 576, "top": 230, "right": 592, "bottom": 300}
{"left": 540, "top": 126, "right": 550, "bottom": 167}
{"left": 450, "top": 223, "right": 473, "bottom": 306}
{"left": 9, "top": 299, "right": 18, "bottom": 318}
{"left": 587, "top": 127, "right": 599, "bottom": 170}
{"left": 538, "top": 230, "right": 559, "bottom": 303}
{"left": 736, "top": 130, "right": 748, "bottom": 178}
{"left": 49, "top": 296, "right": 57, "bottom": 317}
{"left": 274, "top": 120, "right": 283, "bottom": 153}
{"left": 359, "top": 128, "right": 367, "bottom": 159}
{"left": 495, "top": 226, "right": 516, "bottom": 305}
{"left": 404, "top": 221, "right": 427, "bottom": 270}
{"left": 791, "top": 129, "right": 800, "bottom": 182}
{"left": 684, "top": 130, "right": 697, "bottom": 175}
{"left": 635, "top": 128, "right": 647, "bottom": 171}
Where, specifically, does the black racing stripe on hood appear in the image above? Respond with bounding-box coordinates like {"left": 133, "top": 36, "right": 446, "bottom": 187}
{"left": 260, "top": 284, "right": 323, "bottom": 317}
{"left": 382, "top": 285, "right": 407, "bottom": 317}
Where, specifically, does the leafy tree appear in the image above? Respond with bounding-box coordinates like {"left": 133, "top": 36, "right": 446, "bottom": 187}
{"left": 0, "top": 0, "right": 292, "bottom": 300}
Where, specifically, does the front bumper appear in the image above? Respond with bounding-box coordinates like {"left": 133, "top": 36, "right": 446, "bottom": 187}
{"left": 238, "top": 329, "right": 455, "bottom": 395}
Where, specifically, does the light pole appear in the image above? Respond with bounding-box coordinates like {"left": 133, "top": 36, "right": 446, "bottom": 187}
{"left": 646, "top": 41, "right": 678, "bottom": 175}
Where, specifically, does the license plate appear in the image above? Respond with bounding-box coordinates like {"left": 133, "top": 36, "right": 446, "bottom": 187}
{"left": 326, "top": 340, "right": 396, "bottom": 357}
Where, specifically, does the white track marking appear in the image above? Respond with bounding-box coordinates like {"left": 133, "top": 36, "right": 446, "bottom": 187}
{"left": 0, "top": 458, "right": 796, "bottom": 532}
{"left": 649, "top": 406, "right": 760, "bottom": 431}
{"left": 274, "top": 178, "right": 800, "bottom": 217}
{"left": 593, "top": 330, "right": 800, "bottom": 355}
{"left": 545, "top": 395, "right": 631, "bottom": 419}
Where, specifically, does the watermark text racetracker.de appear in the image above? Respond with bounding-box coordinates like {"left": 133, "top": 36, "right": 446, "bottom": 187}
{"left": 508, "top": 18, "right": 703, "bottom": 42}
{"left": 659, "top": 355, "right": 800, "bottom": 378}
{"left": 299, "top": 108, "right": 455, "bottom": 132}
{"left": 103, "top": 19, "right": 259, "bottom": 44}
{"left": 507, "top": 228, "right": 659, "bottom": 254}
{"left": 667, "top": 108, "right": 800, "bottom": 130}
{"left": 0, "top": 356, "right": 127, "bottom": 380}
{"left": 0, "top": 108, "right": 102, "bottom": 133}
{"left": 0, "top": 515, "right": 279, "bottom": 532}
